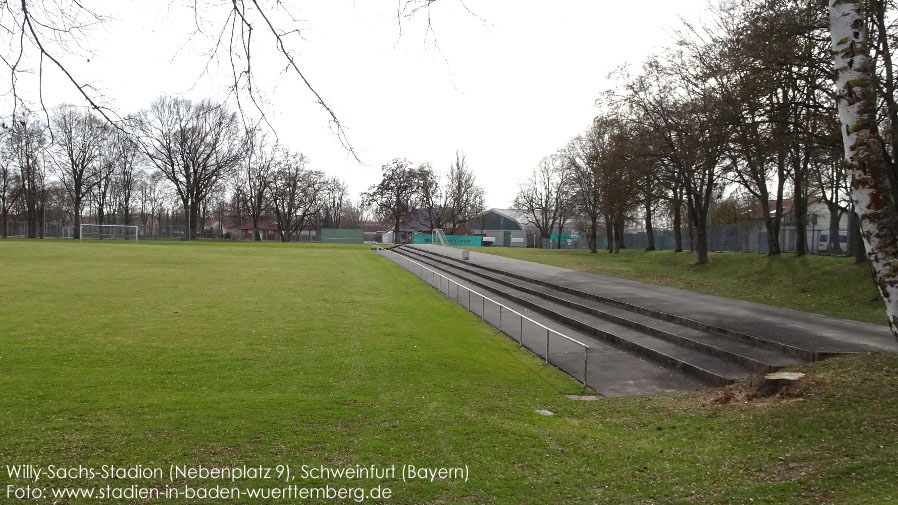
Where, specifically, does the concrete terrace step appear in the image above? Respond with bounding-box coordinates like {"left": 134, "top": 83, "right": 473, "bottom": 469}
{"left": 407, "top": 244, "right": 898, "bottom": 358}
{"left": 376, "top": 248, "right": 708, "bottom": 396}
{"left": 393, "top": 246, "right": 760, "bottom": 386}
{"left": 399, "top": 246, "right": 803, "bottom": 374}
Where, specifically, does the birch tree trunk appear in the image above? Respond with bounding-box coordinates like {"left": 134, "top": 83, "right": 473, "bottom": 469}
{"left": 829, "top": 0, "right": 898, "bottom": 338}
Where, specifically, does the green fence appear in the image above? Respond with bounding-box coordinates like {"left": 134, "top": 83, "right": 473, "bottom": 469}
{"left": 320, "top": 228, "right": 364, "bottom": 244}
{"left": 413, "top": 234, "right": 483, "bottom": 247}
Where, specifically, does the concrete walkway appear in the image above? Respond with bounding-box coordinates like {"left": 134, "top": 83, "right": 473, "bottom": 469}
{"left": 410, "top": 244, "right": 898, "bottom": 356}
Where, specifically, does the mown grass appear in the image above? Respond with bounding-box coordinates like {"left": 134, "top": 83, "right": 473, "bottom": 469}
{"left": 1, "top": 240, "right": 896, "bottom": 504}
{"left": 472, "top": 247, "right": 886, "bottom": 325}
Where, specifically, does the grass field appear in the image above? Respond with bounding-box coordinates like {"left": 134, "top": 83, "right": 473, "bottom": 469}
{"left": 1, "top": 240, "right": 897, "bottom": 504}
{"left": 472, "top": 247, "right": 887, "bottom": 325}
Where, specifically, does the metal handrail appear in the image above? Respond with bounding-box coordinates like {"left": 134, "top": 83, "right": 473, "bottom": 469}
{"left": 375, "top": 245, "right": 591, "bottom": 386}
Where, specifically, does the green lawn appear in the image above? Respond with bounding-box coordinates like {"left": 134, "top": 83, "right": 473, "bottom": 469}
{"left": 1, "top": 240, "right": 896, "bottom": 504}
{"left": 472, "top": 247, "right": 886, "bottom": 325}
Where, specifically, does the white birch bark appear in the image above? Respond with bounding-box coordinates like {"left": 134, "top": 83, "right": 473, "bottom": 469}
{"left": 829, "top": 0, "right": 898, "bottom": 338}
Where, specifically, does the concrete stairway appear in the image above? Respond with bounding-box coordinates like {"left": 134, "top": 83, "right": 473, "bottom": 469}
{"left": 392, "top": 245, "right": 812, "bottom": 387}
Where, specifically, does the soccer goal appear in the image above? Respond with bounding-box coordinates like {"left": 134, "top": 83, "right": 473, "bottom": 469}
{"left": 79, "top": 224, "right": 139, "bottom": 243}
{"left": 432, "top": 228, "right": 449, "bottom": 247}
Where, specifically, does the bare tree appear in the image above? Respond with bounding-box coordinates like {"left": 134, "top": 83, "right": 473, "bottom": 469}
{"left": 141, "top": 171, "right": 169, "bottom": 238}
{"left": 0, "top": 1, "right": 460, "bottom": 159}
{"left": 341, "top": 200, "right": 369, "bottom": 230}
{"left": 111, "top": 128, "right": 141, "bottom": 225}
{"left": 720, "top": 0, "right": 837, "bottom": 257}
{"left": 137, "top": 96, "right": 244, "bottom": 238}
{"left": 268, "top": 150, "right": 324, "bottom": 242}
{"left": 0, "top": 2, "right": 347, "bottom": 147}
{"left": 91, "top": 149, "right": 115, "bottom": 226}
{"left": 241, "top": 129, "right": 276, "bottom": 241}
{"left": 554, "top": 178, "right": 574, "bottom": 250}
{"left": 811, "top": 152, "right": 851, "bottom": 255}
{"left": 7, "top": 116, "right": 47, "bottom": 238}
{"left": 514, "top": 155, "right": 568, "bottom": 248}
{"left": 637, "top": 128, "right": 669, "bottom": 252}
{"left": 566, "top": 134, "right": 603, "bottom": 253}
{"left": 623, "top": 49, "right": 733, "bottom": 264}
{"left": 419, "top": 164, "right": 449, "bottom": 233}
{"left": 0, "top": 128, "right": 21, "bottom": 238}
{"left": 320, "top": 177, "right": 349, "bottom": 229}
{"left": 49, "top": 106, "right": 106, "bottom": 237}
{"left": 444, "top": 151, "right": 485, "bottom": 233}
{"left": 362, "top": 158, "right": 425, "bottom": 243}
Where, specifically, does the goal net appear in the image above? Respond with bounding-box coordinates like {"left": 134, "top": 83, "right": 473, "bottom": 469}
{"left": 432, "top": 228, "right": 449, "bottom": 247}
{"left": 80, "top": 224, "right": 139, "bottom": 243}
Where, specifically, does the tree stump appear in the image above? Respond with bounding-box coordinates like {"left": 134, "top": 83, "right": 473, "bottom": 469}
{"left": 755, "top": 372, "right": 806, "bottom": 397}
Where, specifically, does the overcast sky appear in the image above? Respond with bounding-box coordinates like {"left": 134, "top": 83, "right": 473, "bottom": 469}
{"left": 13, "top": 0, "right": 710, "bottom": 209}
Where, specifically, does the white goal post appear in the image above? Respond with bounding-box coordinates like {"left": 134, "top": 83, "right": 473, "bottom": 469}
{"left": 79, "top": 224, "right": 139, "bottom": 243}
{"left": 432, "top": 228, "right": 449, "bottom": 247}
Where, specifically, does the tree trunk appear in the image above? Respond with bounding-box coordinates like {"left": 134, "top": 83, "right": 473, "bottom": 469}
{"left": 757, "top": 198, "right": 779, "bottom": 256}
{"left": 611, "top": 220, "right": 620, "bottom": 254}
{"left": 688, "top": 194, "right": 709, "bottom": 264}
{"left": 687, "top": 213, "right": 695, "bottom": 253}
{"left": 191, "top": 205, "right": 200, "bottom": 240}
{"left": 27, "top": 206, "right": 37, "bottom": 238}
{"left": 73, "top": 200, "right": 82, "bottom": 240}
{"left": 613, "top": 212, "right": 624, "bottom": 254}
{"left": 38, "top": 203, "right": 44, "bottom": 239}
{"left": 672, "top": 199, "right": 683, "bottom": 252}
{"left": 695, "top": 216, "right": 709, "bottom": 265}
{"left": 645, "top": 199, "right": 655, "bottom": 251}
{"left": 830, "top": 0, "right": 898, "bottom": 337}
{"left": 1, "top": 209, "right": 7, "bottom": 238}
{"left": 764, "top": 216, "right": 779, "bottom": 256}
{"left": 556, "top": 220, "right": 563, "bottom": 249}
{"left": 589, "top": 216, "right": 598, "bottom": 254}
{"left": 848, "top": 209, "right": 866, "bottom": 262}
{"left": 252, "top": 214, "right": 261, "bottom": 242}
{"left": 616, "top": 212, "right": 626, "bottom": 251}
{"left": 771, "top": 152, "right": 787, "bottom": 255}
{"left": 827, "top": 204, "right": 843, "bottom": 255}
{"left": 393, "top": 216, "right": 401, "bottom": 245}
{"left": 605, "top": 216, "right": 614, "bottom": 253}
{"left": 183, "top": 203, "right": 190, "bottom": 239}
{"left": 25, "top": 188, "right": 37, "bottom": 238}
{"left": 794, "top": 181, "right": 808, "bottom": 256}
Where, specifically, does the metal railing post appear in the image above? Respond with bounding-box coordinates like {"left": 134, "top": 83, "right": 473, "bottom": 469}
{"left": 481, "top": 295, "right": 484, "bottom": 320}
{"left": 584, "top": 347, "right": 589, "bottom": 386}
{"left": 545, "top": 329, "right": 550, "bottom": 364}
{"left": 519, "top": 316, "right": 523, "bottom": 347}
{"left": 499, "top": 305, "right": 502, "bottom": 330}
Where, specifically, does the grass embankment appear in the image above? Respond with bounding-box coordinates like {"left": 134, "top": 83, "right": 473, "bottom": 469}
{"left": 473, "top": 247, "right": 886, "bottom": 325}
{"left": 0, "top": 240, "right": 896, "bottom": 504}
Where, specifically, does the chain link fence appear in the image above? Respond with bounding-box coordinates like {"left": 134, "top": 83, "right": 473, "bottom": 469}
{"left": 536, "top": 224, "right": 851, "bottom": 256}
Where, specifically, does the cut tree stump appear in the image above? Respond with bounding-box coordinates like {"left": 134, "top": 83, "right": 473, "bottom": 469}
{"left": 755, "top": 372, "right": 806, "bottom": 397}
